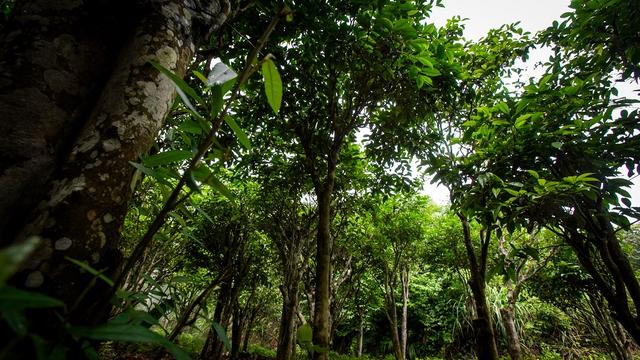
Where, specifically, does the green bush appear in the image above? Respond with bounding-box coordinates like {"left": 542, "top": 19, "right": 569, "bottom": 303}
{"left": 178, "top": 332, "right": 207, "bottom": 356}
{"left": 248, "top": 344, "right": 276, "bottom": 358}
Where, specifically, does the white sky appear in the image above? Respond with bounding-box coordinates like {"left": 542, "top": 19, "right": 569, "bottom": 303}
{"left": 422, "top": 0, "right": 640, "bottom": 206}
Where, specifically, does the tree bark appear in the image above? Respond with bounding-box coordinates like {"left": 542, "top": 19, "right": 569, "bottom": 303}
{"left": 201, "top": 282, "right": 235, "bottom": 360}
{"left": 312, "top": 157, "right": 337, "bottom": 360}
{"left": 588, "top": 294, "right": 633, "bottom": 360}
{"left": 500, "top": 305, "right": 521, "bottom": 360}
{"left": 167, "top": 269, "right": 230, "bottom": 342}
{"left": 357, "top": 313, "right": 364, "bottom": 357}
{"left": 277, "top": 269, "right": 301, "bottom": 360}
{"left": 231, "top": 304, "right": 243, "bottom": 360}
{"left": 0, "top": 0, "right": 228, "bottom": 324}
{"left": 400, "top": 265, "right": 409, "bottom": 360}
{"left": 458, "top": 214, "right": 499, "bottom": 360}
{"left": 383, "top": 266, "right": 404, "bottom": 360}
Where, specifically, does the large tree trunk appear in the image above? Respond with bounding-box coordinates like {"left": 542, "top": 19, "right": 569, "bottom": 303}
{"left": 469, "top": 280, "right": 498, "bottom": 360}
{"left": 0, "top": 0, "right": 228, "bottom": 324}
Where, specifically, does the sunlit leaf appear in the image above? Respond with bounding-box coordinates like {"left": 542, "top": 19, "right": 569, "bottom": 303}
{"left": 224, "top": 116, "right": 252, "bottom": 150}
{"left": 261, "top": 58, "right": 283, "bottom": 114}
{"left": 143, "top": 150, "right": 193, "bottom": 167}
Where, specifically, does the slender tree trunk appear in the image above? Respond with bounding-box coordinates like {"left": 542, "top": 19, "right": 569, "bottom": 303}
{"left": 312, "top": 163, "right": 336, "bottom": 360}
{"left": 231, "top": 305, "right": 243, "bottom": 360}
{"left": 201, "top": 283, "right": 235, "bottom": 360}
{"left": 589, "top": 294, "right": 633, "bottom": 360}
{"left": 242, "top": 309, "right": 259, "bottom": 352}
{"left": 400, "top": 265, "right": 409, "bottom": 360}
{"left": 383, "top": 267, "right": 404, "bottom": 360}
{"left": 500, "top": 305, "right": 521, "bottom": 360}
{"left": 277, "top": 268, "right": 301, "bottom": 360}
{"left": 459, "top": 215, "right": 499, "bottom": 360}
{"left": 0, "top": 0, "right": 228, "bottom": 325}
{"left": 386, "top": 295, "right": 403, "bottom": 360}
{"left": 168, "top": 269, "right": 229, "bottom": 342}
{"left": 357, "top": 312, "right": 364, "bottom": 357}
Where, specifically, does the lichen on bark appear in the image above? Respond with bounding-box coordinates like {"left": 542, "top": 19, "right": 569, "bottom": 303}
{"left": 0, "top": 0, "right": 228, "bottom": 324}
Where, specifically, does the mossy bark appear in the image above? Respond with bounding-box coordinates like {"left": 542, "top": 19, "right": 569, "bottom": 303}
{"left": 0, "top": 0, "right": 227, "bottom": 324}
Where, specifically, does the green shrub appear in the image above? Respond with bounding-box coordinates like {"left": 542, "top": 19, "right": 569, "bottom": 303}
{"left": 248, "top": 344, "right": 276, "bottom": 358}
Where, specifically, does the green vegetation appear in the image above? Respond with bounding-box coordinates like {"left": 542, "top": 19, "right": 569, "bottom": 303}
{"left": 0, "top": 0, "right": 639, "bottom": 359}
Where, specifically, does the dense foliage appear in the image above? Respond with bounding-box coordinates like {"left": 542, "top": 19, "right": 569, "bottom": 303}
{"left": 1, "top": 0, "right": 639, "bottom": 359}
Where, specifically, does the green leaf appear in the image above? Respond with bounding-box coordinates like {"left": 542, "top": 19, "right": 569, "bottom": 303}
{"left": 143, "top": 150, "right": 193, "bottom": 167}
{"left": 551, "top": 142, "right": 562, "bottom": 149}
{"left": 213, "top": 322, "right": 231, "bottom": 351}
{"left": 392, "top": 19, "right": 417, "bottom": 38}
{"left": 210, "top": 85, "right": 224, "bottom": 120}
{"left": 0, "top": 236, "right": 40, "bottom": 284}
{"left": 495, "top": 102, "right": 510, "bottom": 114}
{"left": 178, "top": 120, "right": 204, "bottom": 135}
{"left": 192, "top": 70, "right": 208, "bottom": 85}
{"left": 70, "top": 323, "right": 190, "bottom": 360}
{"left": 375, "top": 17, "right": 394, "bottom": 31}
{"left": 0, "top": 286, "right": 64, "bottom": 310}
{"left": 65, "top": 257, "right": 114, "bottom": 287}
{"left": 297, "top": 324, "right": 313, "bottom": 344}
{"left": 261, "top": 58, "right": 283, "bottom": 114}
{"left": 422, "top": 67, "right": 441, "bottom": 77}
{"left": 129, "top": 162, "right": 172, "bottom": 186}
{"left": 186, "top": 170, "right": 201, "bottom": 193}
{"left": 191, "top": 166, "right": 234, "bottom": 201}
{"left": 514, "top": 114, "right": 531, "bottom": 128}
{"left": 149, "top": 61, "right": 203, "bottom": 117}
{"left": 526, "top": 170, "right": 540, "bottom": 179}
{"left": 4, "top": 310, "right": 27, "bottom": 335}
{"left": 224, "top": 116, "right": 252, "bottom": 150}
{"left": 206, "top": 176, "right": 234, "bottom": 201}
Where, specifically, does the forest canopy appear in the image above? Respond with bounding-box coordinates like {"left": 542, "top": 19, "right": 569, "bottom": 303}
{"left": 0, "top": 0, "right": 639, "bottom": 359}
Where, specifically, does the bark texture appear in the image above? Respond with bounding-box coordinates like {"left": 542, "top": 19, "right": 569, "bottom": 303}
{"left": 381, "top": 260, "right": 404, "bottom": 360}
{"left": 400, "top": 266, "right": 409, "bottom": 360}
{"left": 0, "top": 0, "right": 228, "bottom": 324}
{"left": 459, "top": 214, "right": 499, "bottom": 360}
{"left": 500, "top": 306, "right": 521, "bottom": 360}
{"left": 313, "top": 179, "right": 335, "bottom": 360}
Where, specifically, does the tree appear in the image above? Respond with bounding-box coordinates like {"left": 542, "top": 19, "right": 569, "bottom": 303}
{"left": 367, "top": 195, "right": 432, "bottom": 360}
{"left": 258, "top": 176, "right": 315, "bottom": 360}
{"left": 0, "top": 0, "right": 229, "bottom": 326}
{"left": 234, "top": 2, "right": 461, "bottom": 357}
{"left": 422, "top": 22, "right": 532, "bottom": 360}
{"left": 425, "top": 0, "right": 640, "bottom": 344}
{"left": 493, "top": 229, "right": 558, "bottom": 360}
